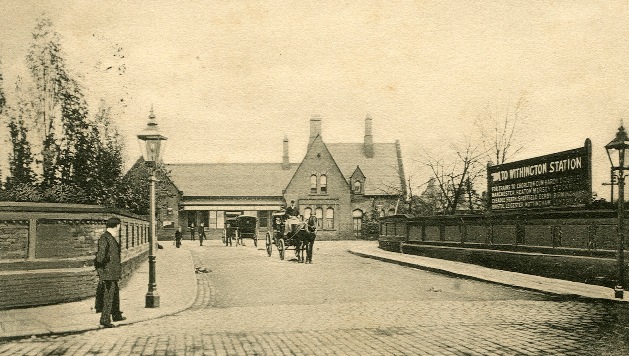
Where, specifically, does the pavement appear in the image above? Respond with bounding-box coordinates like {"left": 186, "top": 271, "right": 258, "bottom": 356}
{"left": 1, "top": 239, "right": 626, "bottom": 341}
{"left": 0, "top": 243, "right": 197, "bottom": 340}
{"left": 348, "top": 242, "right": 629, "bottom": 303}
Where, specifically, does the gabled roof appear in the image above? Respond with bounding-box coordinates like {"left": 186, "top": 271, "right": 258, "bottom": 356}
{"left": 350, "top": 166, "right": 365, "bottom": 181}
{"left": 165, "top": 163, "right": 298, "bottom": 197}
{"left": 326, "top": 143, "right": 404, "bottom": 196}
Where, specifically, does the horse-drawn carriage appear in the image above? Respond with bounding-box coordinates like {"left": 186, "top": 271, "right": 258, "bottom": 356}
{"left": 265, "top": 211, "right": 316, "bottom": 263}
{"left": 223, "top": 215, "right": 258, "bottom": 247}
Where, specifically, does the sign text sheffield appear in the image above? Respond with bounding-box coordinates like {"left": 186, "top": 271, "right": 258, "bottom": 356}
{"left": 487, "top": 141, "right": 591, "bottom": 210}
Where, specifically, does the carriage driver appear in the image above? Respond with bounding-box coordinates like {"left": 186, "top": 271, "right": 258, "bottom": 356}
{"left": 284, "top": 200, "right": 301, "bottom": 237}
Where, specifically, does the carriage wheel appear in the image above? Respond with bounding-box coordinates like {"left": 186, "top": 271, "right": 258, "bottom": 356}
{"left": 266, "top": 232, "right": 272, "bottom": 257}
{"left": 278, "top": 238, "right": 285, "bottom": 260}
{"left": 254, "top": 234, "right": 258, "bottom": 247}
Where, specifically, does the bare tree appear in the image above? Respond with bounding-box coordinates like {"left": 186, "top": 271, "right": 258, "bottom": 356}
{"left": 420, "top": 139, "right": 487, "bottom": 215}
{"left": 475, "top": 91, "right": 529, "bottom": 165}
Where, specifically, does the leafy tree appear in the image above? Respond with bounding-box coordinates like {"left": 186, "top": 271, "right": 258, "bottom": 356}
{"left": 26, "top": 15, "right": 70, "bottom": 188}
{"left": 91, "top": 100, "right": 124, "bottom": 205}
{"left": 4, "top": 78, "right": 38, "bottom": 197}
{"left": 0, "top": 58, "right": 5, "bottom": 186}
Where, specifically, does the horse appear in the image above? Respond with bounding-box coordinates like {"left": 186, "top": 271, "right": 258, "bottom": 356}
{"left": 291, "top": 215, "right": 317, "bottom": 263}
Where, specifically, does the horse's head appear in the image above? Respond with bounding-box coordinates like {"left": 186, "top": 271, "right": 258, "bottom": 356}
{"left": 307, "top": 215, "right": 317, "bottom": 232}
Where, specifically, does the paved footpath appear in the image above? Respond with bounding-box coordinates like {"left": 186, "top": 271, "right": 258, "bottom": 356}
{"left": 0, "top": 243, "right": 197, "bottom": 339}
{"left": 1, "top": 240, "right": 629, "bottom": 355}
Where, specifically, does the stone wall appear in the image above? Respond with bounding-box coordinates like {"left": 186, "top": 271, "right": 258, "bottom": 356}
{"left": 0, "top": 202, "right": 150, "bottom": 309}
{"left": 379, "top": 210, "right": 628, "bottom": 288}
{"left": 0, "top": 222, "right": 28, "bottom": 260}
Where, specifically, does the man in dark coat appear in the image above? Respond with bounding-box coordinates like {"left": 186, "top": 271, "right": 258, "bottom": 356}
{"left": 190, "top": 222, "right": 196, "bottom": 240}
{"left": 284, "top": 201, "right": 300, "bottom": 237}
{"left": 198, "top": 223, "right": 206, "bottom": 246}
{"left": 175, "top": 227, "right": 182, "bottom": 248}
{"left": 285, "top": 200, "right": 299, "bottom": 219}
{"left": 95, "top": 217, "right": 125, "bottom": 328}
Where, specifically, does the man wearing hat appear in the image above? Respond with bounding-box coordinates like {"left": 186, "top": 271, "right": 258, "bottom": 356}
{"left": 95, "top": 217, "right": 126, "bottom": 328}
{"left": 284, "top": 200, "right": 300, "bottom": 237}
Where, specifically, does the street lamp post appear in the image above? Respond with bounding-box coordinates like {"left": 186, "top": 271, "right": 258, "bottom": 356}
{"left": 137, "top": 108, "right": 168, "bottom": 308}
{"left": 605, "top": 125, "right": 629, "bottom": 299}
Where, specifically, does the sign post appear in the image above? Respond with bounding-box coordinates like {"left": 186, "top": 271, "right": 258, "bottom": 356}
{"left": 487, "top": 140, "right": 592, "bottom": 211}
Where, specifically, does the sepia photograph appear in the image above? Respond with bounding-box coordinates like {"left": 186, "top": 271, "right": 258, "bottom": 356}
{"left": 0, "top": 1, "right": 629, "bottom": 354}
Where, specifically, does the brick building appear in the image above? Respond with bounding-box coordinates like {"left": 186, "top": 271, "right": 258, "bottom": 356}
{"left": 149, "top": 115, "right": 406, "bottom": 240}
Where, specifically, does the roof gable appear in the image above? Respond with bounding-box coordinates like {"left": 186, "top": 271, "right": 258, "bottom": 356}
{"left": 285, "top": 134, "right": 349, "bottom": 193}
{"left": 350, "top": 166, "right": 366, "bottom": 181}
{"left": 327, "top": 142, "right": 404, "bottom": 196}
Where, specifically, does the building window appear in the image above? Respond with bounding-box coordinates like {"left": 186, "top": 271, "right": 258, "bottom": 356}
{"left": 125, "top": 223, "right": 129, "bottom": 249}
{"left": 354, "top": 180, "right": 362, "bottom": 193}
{"left": 315, "top": 208, "right": 323, "bottom": 229}
{"left": 325, "top": 207, "right": 334, "bottom": 230}
{"left": 388, "top": 208, "right": 396, "bottom": 216}
{"left": 320, "top": 174, "right": 327, "bottom": 193}
{"left": 188, "top": 212, "right": 196, "bottom": 228}
{"left": 258, "top": 211, "right": 270, "bottom": 229}
{"left": 303, "top": 207, "right": 312, "bottom": 219}
{"left": 353, "top": 209, "right": 363, "bottom": 237}
{"left": 310, "top": 174, "right": 317, "bottom": 193}
{"left": 201, "top": 211, "right": 209, "bottom": 228}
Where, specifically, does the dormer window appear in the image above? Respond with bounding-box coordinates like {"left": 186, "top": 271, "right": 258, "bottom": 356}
{"left": 353, "top": 180, "right": 362, "bottom": 193}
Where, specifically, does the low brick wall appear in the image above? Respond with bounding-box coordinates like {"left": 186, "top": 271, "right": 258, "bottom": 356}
{"left": 0, "top": 202, "right": 150, "bottom": 309}
{"left": 379, "top": 210, "right": 629, "bottom": 289}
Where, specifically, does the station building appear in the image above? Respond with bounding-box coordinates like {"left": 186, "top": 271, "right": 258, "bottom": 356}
{"left": 152, "top": 115, "right": 407, "bottom": 240}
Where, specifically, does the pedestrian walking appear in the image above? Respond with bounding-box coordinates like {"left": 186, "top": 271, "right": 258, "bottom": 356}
{"left": 198, "top": 223, "right": 206, "bottom": 246}
{"left": 190, "top": 222, "right": 196, "bottom": 240}
{"left": 175, "top": 227, "right": 182, "bottom": 248}
{"left": 95, "top": 217, "right": 126, "bottom": 328}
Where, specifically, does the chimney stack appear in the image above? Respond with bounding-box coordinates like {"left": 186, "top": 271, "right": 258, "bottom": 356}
{"left": 309, "top": 114, "right": 322, "bottom": 144}
{"left": 282, "top": 136, "right": 290, "bottom": 169}
{"left": 364, "top": 115, "right": 374, "bottom": 158}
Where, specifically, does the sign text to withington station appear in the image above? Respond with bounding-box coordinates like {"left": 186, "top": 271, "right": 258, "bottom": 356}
{"left": 487, "top": 140, "right": 592, "bottom": 210}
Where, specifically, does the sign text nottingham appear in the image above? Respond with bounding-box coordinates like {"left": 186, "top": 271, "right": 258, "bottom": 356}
{"left": 487, "top": 139, "right": 592, "bottom": 210}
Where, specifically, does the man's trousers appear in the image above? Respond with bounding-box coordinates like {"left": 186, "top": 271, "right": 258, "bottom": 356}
{"left": 99, "top": 280, "right": 120, "bottom": 325}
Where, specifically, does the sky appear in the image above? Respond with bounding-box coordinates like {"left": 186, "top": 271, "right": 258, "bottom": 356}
{"left": 1, "top": 1, "right": 629, "bottom": 199}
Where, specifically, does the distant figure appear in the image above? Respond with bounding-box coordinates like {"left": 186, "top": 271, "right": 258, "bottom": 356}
{"left": 190, "top": 222, "right": 196, "bottom": 240}
{"left": 95, "top": 217, "right": 126, "bottom": 328}
{"left": 175, "top": 227, "right": 182, "bottom": 248}
{"left": 198, "top": 223, "right": 206, "bottom": 246}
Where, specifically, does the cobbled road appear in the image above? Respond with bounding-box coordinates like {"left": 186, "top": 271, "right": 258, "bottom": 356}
{"left": 2, "top": 240, "right": 629, "bottom": 355}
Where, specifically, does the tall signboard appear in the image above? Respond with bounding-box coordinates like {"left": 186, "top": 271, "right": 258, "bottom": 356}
{"left": 487, "top": 139, "right": 592, "bottom": 211}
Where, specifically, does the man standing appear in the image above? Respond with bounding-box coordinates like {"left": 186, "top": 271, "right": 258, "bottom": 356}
{"left": 95, "top": 217, "right": 126, "bottom": 328}
{"left": 175, "top": 227, "right": 182, "bottom": 248}
{"left": 198, "top": 223, "right": 206, "bottom": 246}
{"left": 190, "top": 222, "right": 196, "bottom": 240}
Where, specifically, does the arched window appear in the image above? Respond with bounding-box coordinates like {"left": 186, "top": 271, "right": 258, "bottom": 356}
{"left": 310, "top": 174, "right": 317, "bottom": 193}
{"left": 315, "top": 207, "right": 323, "bottom": 229}
{"left": 325, "top": 207, "right": 334, "bottom": 229}
{"left": 303, "top": 207, "right": 312, "bottom": 219}
{"left": 352, "top": 209, "right": 363, "bottom": 237}
{"left": 320, "top": 174, "right": 327, "bottom": 193}
{"left": 388, "top": 208, "right": 396, "bottom": 216}
{"left": 354, "top": 180, "right": 362, "bottom": 193}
